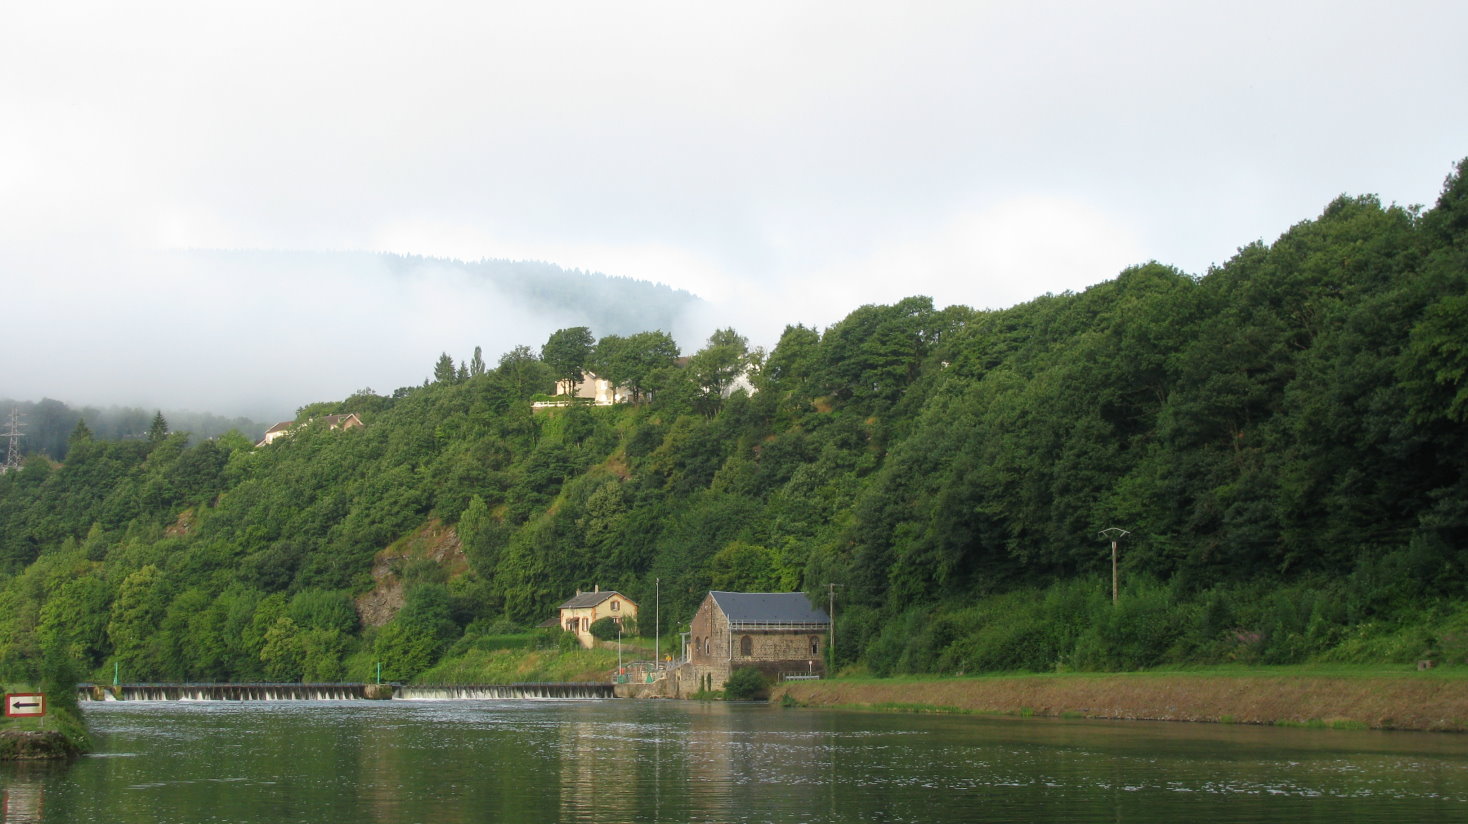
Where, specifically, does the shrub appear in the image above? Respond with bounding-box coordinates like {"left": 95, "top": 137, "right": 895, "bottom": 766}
{"left": 723, "top": 667, "right": 770, "bottom": 701}
{"left": 557, "top": 631, "right": 582, "bottom": 652}
{"left": 589, "top": 617, "right": 625, "bottom": 641}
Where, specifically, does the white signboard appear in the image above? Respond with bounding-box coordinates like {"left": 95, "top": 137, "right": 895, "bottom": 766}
{"left": 3, "top": 693, "right": 45, "bottom": 717}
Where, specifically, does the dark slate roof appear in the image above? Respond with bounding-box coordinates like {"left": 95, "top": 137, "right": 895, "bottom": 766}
{"left": 709, "top": 591, "right": 829, "bottom": 625}
{"left": 558, "top": 590, "right": 634, "bottom": 610}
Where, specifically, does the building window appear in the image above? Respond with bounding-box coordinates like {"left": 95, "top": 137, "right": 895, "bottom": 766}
{"left": 810, "top": 637, "right": 820, "bottom": 655}
{"left": 611, "top": 600, "right": 620, "bottom": 612}
{"left": 740, "top": 635, "right": 753, "bottom": 657}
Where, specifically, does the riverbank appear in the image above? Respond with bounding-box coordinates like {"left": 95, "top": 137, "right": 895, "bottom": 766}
{"left": 773, "top": 666, "right": 1468, "bottom": 732}
{"left": 1, "top": 682, "right": 92, "bottom": 760}
{"left": 0, "top": 729, "right": 83, "bottom": 760}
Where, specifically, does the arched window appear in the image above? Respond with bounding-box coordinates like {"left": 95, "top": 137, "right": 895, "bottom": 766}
{"left": 740, "top": 635, "right": 753, "bottom": 657}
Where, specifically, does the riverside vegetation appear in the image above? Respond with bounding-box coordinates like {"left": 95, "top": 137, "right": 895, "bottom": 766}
{"left": 0, "top": 649, "right": 91, "bottom": 759}
{"left": 1, "top": 160, "right": 1466, "bottom": 696}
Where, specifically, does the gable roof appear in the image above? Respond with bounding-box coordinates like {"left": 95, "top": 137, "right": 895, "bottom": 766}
{"left": 261, "top": 413, "right": 362, "bottom": 437}
{"left": 708, "top": 591, "right": 829, "bottom": 626}
{"left": 558, "top": 590, "right": 635, "bottom": 610}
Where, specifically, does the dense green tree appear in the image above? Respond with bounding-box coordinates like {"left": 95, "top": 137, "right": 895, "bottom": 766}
{"left": 687, "top": 328, "right": 751, "bottom": 414}
{"left": 542, "top": 326, "right": 596, "bottom": 390}
{"left": 433, "top": 352, "right": 458, "bottom": 384}
{"left": 496, "top": 345, "right": 554, "bottom": 398}
{"left": 591, "top": 330, "right": 679, "bottom": 402}
{"left": 148, "top": 411, "right": 169, "bottom": 443}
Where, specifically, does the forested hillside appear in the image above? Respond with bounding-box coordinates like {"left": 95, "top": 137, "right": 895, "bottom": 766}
{"left": 0, "top": 401, "right": 264, "bottom": 464}
{"left": 1, "top": 160, "right": 1465, "bottom": 685}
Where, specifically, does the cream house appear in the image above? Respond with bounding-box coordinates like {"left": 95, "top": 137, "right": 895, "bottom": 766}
{"left": 555, "top": 587, "right": 639, "bottom": 649}
{"left": 256, "top": 413, "right": 364, "bottom": 447}
{"left": 554, "top": 372, "right": 629, "bottom": 406}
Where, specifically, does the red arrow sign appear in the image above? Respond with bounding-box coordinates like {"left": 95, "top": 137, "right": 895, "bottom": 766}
{"left": 4, "top": 693, "right": 46, "bottom": 717}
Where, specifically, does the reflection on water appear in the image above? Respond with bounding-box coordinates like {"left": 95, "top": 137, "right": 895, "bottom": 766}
{"left": 6, "top": 699, "right": 1468, "bottom": 823}
{"left": 1, "top": 762, "right": 65, "bottom": 824}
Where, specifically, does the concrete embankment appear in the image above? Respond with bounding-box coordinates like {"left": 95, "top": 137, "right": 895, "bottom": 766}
{"left": 774, "top": 671, "right": 1468, "bottom": 732}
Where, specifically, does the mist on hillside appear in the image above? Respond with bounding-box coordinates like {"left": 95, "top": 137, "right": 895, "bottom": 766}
{"left": 2, "top": 249, "right": 704, "bottom": 422}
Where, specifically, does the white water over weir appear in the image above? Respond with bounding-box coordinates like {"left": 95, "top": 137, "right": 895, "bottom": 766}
{"left": 397, "top": 684, "right": 615, "bottom": 700}
{"left": 76, "top": 683, "right": 616, "bottom": 702}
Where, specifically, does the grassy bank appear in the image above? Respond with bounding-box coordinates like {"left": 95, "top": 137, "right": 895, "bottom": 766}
{"left": 411, "top": 646, "right": 628, "bottom": 684}
{"left": 774, "top": 665, "right": 1468, "bottom": 732}
{"left": 0, "top": 684, "right": 91, "bottom": 760}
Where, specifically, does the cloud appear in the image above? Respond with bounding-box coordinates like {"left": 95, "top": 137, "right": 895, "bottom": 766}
{"left": 0, "top": 248, "right": 570, "bottom": 420}
{"left": 2, "top": 1, "right": 1464, "bottom": 415}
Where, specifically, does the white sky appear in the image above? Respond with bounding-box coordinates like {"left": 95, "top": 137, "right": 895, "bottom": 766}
{"left": 2, "top": 1, "right": 1465, "bottom": 419}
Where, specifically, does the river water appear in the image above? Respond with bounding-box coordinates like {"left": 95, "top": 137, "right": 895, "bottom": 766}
{"left": 5, "top": 699, "right": 1468, "bottom": 822}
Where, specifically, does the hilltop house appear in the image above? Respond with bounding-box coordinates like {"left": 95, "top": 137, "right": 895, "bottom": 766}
{"left": 255, "top": 413, "right": 364, "bottom": 447}
{"left": 552, "top": 586, "right": 639, "bottom": 649}
{"left": 683, "top": 591, "right": 829, "bottom": 689}
{"left": 554, "top": 372, "right": 629, "bottom": 406}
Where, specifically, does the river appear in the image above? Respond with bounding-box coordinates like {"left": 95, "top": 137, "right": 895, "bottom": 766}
{"left": 5, "top": 699, "right": 1468, "bottom": 822}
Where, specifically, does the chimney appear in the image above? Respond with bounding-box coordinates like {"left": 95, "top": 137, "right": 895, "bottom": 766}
{"left": 594, "top": 584, "right": 600, "bottom": 593}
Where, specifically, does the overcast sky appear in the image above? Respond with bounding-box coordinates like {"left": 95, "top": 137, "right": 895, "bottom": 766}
{"left": 3, "top": 1, "right": 1465, "bottom": 420}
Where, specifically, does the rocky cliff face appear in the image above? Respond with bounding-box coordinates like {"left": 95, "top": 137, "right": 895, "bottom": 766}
{"left": 355, "top": 519, "right": 467, "bottom": 628}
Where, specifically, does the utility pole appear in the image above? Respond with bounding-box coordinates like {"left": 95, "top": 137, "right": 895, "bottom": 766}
{"left": 1099, "top": 528, "right": 1130, "bottom": 605}
{"left": 655, "top": 577, "right": 660, "bottom": 671}
{"left": 1, "top": 407, "right": 23, "bottom": 475}
{"left": 827, "top": 583, "right": 836, "bottom": 671}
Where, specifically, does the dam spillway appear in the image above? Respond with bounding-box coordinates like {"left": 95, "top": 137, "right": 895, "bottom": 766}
{"left": 396, "top": 683, "right": 615, "bottom": 700}
{"left": 77, "top": 682, "right": 616, "bottom": 702}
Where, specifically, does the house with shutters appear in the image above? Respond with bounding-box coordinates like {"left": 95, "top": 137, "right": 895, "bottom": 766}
{"left": 553, "top": 586, "right": 638, "bottom": 649}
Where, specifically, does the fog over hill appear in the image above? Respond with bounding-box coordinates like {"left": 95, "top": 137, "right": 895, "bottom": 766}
{"left": 2, "top": 250, "right": 702, "bottom": 421}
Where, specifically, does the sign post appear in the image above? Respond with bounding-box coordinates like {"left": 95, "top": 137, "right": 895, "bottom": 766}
{"left": 4, "top": 693, "right": 46, "bottom": 718}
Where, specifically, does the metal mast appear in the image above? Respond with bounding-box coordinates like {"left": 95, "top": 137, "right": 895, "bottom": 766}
{"left": 1, "top": 407, "right": 23, "bottom": 474}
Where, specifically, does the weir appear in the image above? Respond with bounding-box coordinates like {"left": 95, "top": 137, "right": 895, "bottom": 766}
{"left": 397, "top": 683, "right": 615, "bottom": 700}
{"left": 76, "top": 682, "right": 615, "bottom": 702}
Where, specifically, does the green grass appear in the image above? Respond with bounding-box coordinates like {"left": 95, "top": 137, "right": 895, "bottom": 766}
{"left": 413, "top": 647, "right": 623, "bottom": 684}
{"left": 1272, "top": 718, "right": 1370, "bottom": 731}
{"left": 0, "top": 683, "right": 91, "bottom": 758}
{"left": 863, "top": 702, "right": 975, "bottom": 715}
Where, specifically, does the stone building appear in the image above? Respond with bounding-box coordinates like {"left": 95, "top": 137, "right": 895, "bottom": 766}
{"left": 683, "top": 591, "right": 829, "bottom": 690}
